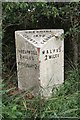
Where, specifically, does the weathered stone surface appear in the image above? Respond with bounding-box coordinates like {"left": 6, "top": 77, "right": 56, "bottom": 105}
{"left": 15, "top": 29, "right": 64, "bottom": 97}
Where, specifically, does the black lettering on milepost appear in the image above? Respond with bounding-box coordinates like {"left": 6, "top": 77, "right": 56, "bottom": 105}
{"left": 42, "top": 46, "right": 62, "bottom": 61}
{"left": 18, "top": 49, "right": 37, "bottom": 55}
{"left": 18, "top": 62, "right": 39, "bottom": 69}
{"left": 45, "top": 55, "right": 47, "bottom": 60}
{"left": 42, "top": 51, "right": 45, "bottom": 54}
{"left": 49, "top": 55, "right": 51, "bottom": 59}
{"left": 44, "top": 53, "right": 60, "bottom": 60}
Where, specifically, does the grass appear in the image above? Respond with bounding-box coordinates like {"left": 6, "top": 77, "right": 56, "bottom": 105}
{"left": 40, "top": 70, "right": 79, "bottom": 118}
{"left": 1, "top": 69, "right": 79, "bottom": 119}
{"left": 2, "top": 70, "right": 80, "bottom": 120}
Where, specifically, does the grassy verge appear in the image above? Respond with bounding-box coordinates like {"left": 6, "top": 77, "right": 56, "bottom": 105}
{"left": 2, "top": 69, "right": 79, "bottom": 119}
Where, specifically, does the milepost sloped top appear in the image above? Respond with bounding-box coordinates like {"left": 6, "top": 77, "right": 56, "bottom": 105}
{"left": 15, "top": 29, "right": 64, "bottom": 48}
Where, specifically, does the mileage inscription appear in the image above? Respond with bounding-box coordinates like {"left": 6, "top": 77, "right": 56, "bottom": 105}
{"left": 42, "top": 46, "right": 61, "bottom": 60}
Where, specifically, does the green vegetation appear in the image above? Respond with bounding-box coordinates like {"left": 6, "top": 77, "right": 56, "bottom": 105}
{"left": 2, "top": 2, "right": 80, "bottom": 119}
{"left": 2, "top": 70, "right": 79, "bottom": 119}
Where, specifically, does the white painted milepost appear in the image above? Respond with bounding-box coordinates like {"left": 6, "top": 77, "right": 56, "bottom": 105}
{"left": 15, "top": 29, "right": 64, "bottom": 97}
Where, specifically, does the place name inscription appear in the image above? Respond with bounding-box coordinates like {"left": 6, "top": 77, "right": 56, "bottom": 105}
{"left": 18, "top": 62, "right": 39, "bottom": 69}
{"left": 18, "top": 49, "right": 37, "bottom": 61}
{"left": 18, "top": 49, "right": 39, "bottom": 69}
{"left": 42, "top": 46, "right": 61, "bottom": 60}
{"left": 25, "top": 30, "right": 52, "bottom": 34}
{"left": 18, "top": 45, "right": 62, "bottom": 68}
{"left": 23, "top": 32, "right": 58, "bottom": 45}
{"left": 18, "top": 49, "right": 37, "bottom": 55}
